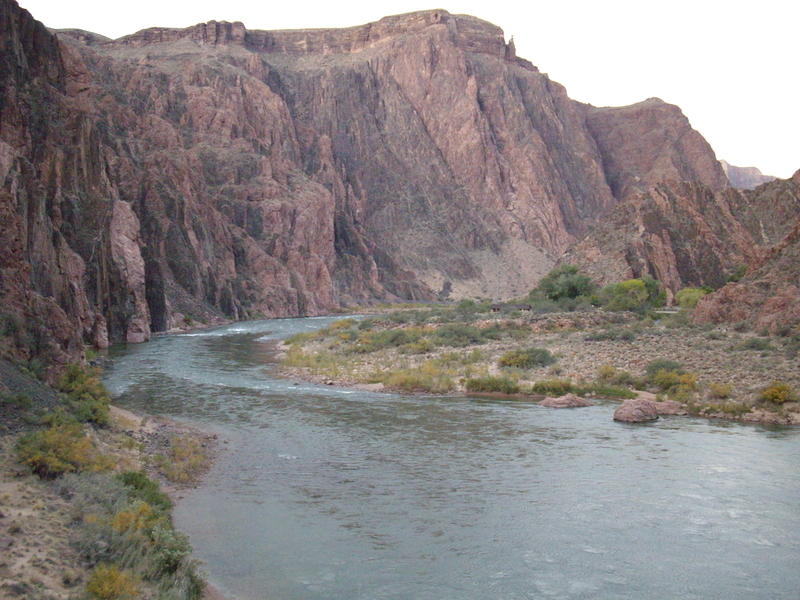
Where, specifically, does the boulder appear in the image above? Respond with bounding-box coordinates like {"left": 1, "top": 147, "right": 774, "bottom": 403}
{"left": 613, "top": 399, "right": 659, "bottom": 423}
{"left": 539, "top": 393, "right": 593, "bottom": 408}
{"left": 653, "top": 399, "right": 686, "bottom": 415}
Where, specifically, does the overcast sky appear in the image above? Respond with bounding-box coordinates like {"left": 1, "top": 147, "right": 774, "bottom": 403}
{"left": 19, "top": 0, "right": 799, "bottom": 178}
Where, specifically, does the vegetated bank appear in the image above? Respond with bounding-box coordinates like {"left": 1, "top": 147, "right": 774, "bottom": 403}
{"left": 0, "top": 359, "right": 218, "bottom": 600}
{"left": 279, "top": 266, "right": 800, "bottom": 425}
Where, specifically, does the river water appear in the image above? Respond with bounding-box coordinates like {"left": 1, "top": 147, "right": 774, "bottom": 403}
{"left": 104, "top": 317, "right": 800, "bottom": 600}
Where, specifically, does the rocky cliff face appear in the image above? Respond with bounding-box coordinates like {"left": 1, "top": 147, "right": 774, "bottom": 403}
{"left": 692, "top": 170, "right": 800, "bottom": 332}
{"left": 563, "top": 171, "right": 800, "bottom": 305}
{"left": 720, "top": 160, "right": 776, "bottom": 190}
{"left": 1, "top": 0, "right": 741, "bottom": 362}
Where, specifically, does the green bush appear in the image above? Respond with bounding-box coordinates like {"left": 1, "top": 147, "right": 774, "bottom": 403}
{"left": 760, "top": 381, "right": 797, "bottom": 404}
{"left": 381, "top": 363, "right": 455, "bottom": 394}
{"left": 530, "top": 379, "right": 575, "bottom": 396}
{"left": 577, "top": 383, "right": 637, "bottom": 399}
{"left": 708, "top": 383, "right": 733, "bottom": 399}
{"left": 675, "top": 287, "right": 708, "bottom": 309}
{"left": 431, "top": 324, "right": 486, "bottom": 347}
{"left": 465, "top": 376, "right": 520, "bottom": 394}
{"left": 533, "top": 265, "right": 595, "bottom": 301}
{"left": 599, "top": 277, "right": 665, "bottom": 312}
{"left": 497, "top": 348, "right": 555, "bottom": 369}
{"left": 596, "top": 365, "right": 639, "bottom": 387}
{"left": 115, "top": 471, "right": 173, "bottom": 514}
{"left": 644, "top": 359, "right": 684, "bottom": 378}
{"left": 58, "top": 364, "right": 111, "bottom": 426}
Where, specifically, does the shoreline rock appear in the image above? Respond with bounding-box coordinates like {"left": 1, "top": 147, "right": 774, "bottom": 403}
{"left": 613, "top": 399, "right": 660, "bottom": 423}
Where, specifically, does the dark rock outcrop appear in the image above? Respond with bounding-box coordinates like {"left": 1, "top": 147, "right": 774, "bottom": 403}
{"left": 0, "top": 1, "right": 745, "bottom": 363}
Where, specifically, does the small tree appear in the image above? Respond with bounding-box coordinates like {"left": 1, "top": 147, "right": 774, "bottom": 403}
{"left": 533, "top": 265, "right": 595, "bottom": 301}
{"left": 675, "top": 287, "right": 708, "bottom": 309}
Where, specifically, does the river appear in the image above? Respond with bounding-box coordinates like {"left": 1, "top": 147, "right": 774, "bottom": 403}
{"left": 104, "top": 317, "right": 800, "bottom": 600}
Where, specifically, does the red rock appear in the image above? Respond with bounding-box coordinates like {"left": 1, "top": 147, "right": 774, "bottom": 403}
{"left": 653, "top": 400, "right": 686, "bottom": 416}
{"left": 613, "top": 399, "right": 659, "bottom": 423}
{"left": 0, "top": 0, "right": 757, "bottom": 365}
{"left": 538, "top": 393, "right": 593, "bottom": 408}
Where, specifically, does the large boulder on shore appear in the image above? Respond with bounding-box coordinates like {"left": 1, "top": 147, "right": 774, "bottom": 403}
{"left": 613, "top": 399, "right": 659, "bottom": 422}
{"left": 539, "top": 393, "right": 593, "bottom": 408}
{"left": 654, "top": 399, "right": 686, "bottom": 415}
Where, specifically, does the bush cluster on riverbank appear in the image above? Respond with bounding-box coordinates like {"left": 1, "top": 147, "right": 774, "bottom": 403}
{"left": 281, "top": 266, "right": 800, "bottom": 424}
{"left": 5, "top": 363, "right": 208, "bottom": 600}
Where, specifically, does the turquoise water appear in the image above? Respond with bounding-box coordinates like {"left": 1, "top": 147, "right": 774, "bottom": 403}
{"left": 105, "top": 318, "right": 800, "bottom": 599}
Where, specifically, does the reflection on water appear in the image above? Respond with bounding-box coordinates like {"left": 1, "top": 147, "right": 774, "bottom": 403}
{"left": 105, "top": 318, "right": 800, "bottom": 600}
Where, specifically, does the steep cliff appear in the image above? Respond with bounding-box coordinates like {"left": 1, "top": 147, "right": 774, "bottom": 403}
{"left": 562, "top": 172, "right": 800, "bottom": 302}
{"left": 1, "top": 0, "right": 738, "bottom": 362}
{"left": 692, "top": 170, "right": 800, "bottom": 332}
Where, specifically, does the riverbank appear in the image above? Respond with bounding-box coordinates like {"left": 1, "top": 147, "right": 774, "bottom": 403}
{"left": 0, "top": 358, "right": 226, "bottom": 599}
{"left": 277, "top": 306, "right": 800, "bottom": 426}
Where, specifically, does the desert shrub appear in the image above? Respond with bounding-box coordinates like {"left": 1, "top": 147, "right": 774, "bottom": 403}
{"left": 596, "top": 365, "right": 639, "bottom": 387}
{"left": 533, "top": 265, "right": 595, "bottom": 301}
{"left": 86, "top": 564, "right": 140, "bottom": 600}
{"left": 760, "top": 382, "right": 797, "bottom": 404}
{"left": 431, "top": 324, "right": 486, "bottom": 347}
{"left": 357, "top": 319, "right": 376, "bottom": 331}
{"left": 465, "top": 376, "right": 520, "bottom": 394}
{"left": 734, "top": 337, "right": 774, "bottom": 352}
{"left": 584, "top": 328, "right": 635, "bottom": 342}
{"left": 327, "top": 319, "right": 357, "bottom": 331}
{"left": 149, "top": 525, "right": 192, "bottom": 575}
{"left": 675, "top": 287, "right": 709, "bottom": 309}
{"left": 382, "top": 364, "right": 454, "bottom": 393}
{"left": 111, "top": 500, "right": 160, "bottom": 534}
{"left": 726, "top": 264, "right": 747, "bottom": 283}
{"left": 498, "top": 348, "right": 555, "bottom": 369}
{"left": 785, "top": 335, "right": 800, "bottom": 359}
{"left": 284, "top": 331, "right": 320, "bottom": 345}
{"left": 155, "top": 436, "right": 209, "bottom": 484}
{"left": 0, "top": 392, "right": 32, "bottom": 409}
{"left": 708, "top": 383, "right": 733, "bottom": 400}
{"left": 115, "top": 471, "right": 173, "bottom": 514}
{"left": 58, "top": 364, "right": 111, "bottom": 426}
{"left": 16, "top": 424, "right": 111, "bottom": 479}
{"left": 644, "top": 359, "right": 684, "bottom": 378}
{"left": 353, "top": 328, "right": 424, "bottom": 352}
{"left": 651, "top": 370, "right": 697, "bottom": 392}
{"left": 530, "top": 379, "right": 574, "bottom": 396}
{"left": 399, "top": 339, "right": 434, "bottom": 354}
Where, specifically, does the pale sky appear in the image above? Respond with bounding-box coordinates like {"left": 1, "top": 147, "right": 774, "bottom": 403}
{"left": 19, "top": 0, "right": 799, "bottom": 178}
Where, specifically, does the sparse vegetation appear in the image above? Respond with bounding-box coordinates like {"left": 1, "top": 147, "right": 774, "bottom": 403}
{"left": 154, "top": 435, "right": 210, "bottom": 484}
{"left": 58, "top": 363, "right": 112, "bottom": 426}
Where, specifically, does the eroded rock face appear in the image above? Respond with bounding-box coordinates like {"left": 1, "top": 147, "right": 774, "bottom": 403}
{"left": 613, "top": 399, "right": 659, "bottom": 423}
{"left": 0, "top": 0, "right": 741, "bottom": 361}
{"left": 564, "top": 173, "right": 800, "bottom": 295}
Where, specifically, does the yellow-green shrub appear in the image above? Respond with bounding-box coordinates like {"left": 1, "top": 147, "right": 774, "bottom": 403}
{"left": 155, "top": 436, "right": 209, "bottom": 484}
{"left": 760, "top": 381, "right": 797, "bottom": 404}
{"left": 58, "top": 364, "right": 111, "bottom": 425}
{"left": 16, "top": 424, "right": 111, "bottom": 479}
{"left": 86, "top": 564, "right": 140, "bottom": 600}
{"left": 708, "top": 383, "right": 733, "bottom": 399}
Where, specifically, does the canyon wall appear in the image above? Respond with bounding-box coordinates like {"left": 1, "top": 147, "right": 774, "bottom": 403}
{"left": 8, "top": 0, "right": 791, "bottom": 365}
